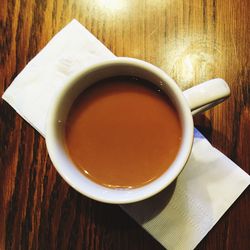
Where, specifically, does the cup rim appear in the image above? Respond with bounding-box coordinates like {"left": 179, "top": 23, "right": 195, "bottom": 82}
{"left": 45, "top": 57, "right": 194, "bottom": 204}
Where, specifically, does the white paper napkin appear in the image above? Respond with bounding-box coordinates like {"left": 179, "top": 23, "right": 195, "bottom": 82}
{"left": 2, "top": 20, "right": 250, "bottom": 250}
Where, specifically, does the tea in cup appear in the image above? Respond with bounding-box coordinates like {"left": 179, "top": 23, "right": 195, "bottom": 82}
{"left": 46, "top": 57, "right": 230, "bottom": 203}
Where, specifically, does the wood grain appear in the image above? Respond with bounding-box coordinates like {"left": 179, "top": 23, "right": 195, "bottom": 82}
{"left": 0, "top": 0, "right": 249, "bottom": 249}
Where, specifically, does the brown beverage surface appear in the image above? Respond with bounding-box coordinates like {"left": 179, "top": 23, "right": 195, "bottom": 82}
{"left": 65, "top": 76, "right": 182, "bottom": 188}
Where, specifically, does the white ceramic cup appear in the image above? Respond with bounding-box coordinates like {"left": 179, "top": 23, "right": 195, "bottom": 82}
{"left": 45, "top": 57, "right": 230, "bottom": 204}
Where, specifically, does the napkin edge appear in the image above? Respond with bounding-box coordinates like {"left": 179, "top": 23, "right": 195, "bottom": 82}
{"left": 2, "top": 94, "right": 45, "bottom": 136}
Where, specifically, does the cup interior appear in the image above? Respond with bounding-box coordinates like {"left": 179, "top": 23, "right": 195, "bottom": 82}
{"left": 45, "top": 57, "right": 194, "bottom": 204}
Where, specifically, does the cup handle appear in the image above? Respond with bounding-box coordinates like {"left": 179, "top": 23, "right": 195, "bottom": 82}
{"left": 182, "top": 78, "right": 230, "bottom": 115}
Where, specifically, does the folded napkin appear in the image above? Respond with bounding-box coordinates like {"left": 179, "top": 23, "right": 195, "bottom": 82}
{"left": 2, "top": 20, "right": 250, "bottom": 250}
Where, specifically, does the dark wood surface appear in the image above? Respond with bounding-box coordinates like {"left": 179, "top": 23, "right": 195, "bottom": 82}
{"left": 1, "top": 0, "right": 249, "bottom": 249}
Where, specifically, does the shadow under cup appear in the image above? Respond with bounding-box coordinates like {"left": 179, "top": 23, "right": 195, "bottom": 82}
{"left": 45, "top": 58, "right": 194, "bottom": 204}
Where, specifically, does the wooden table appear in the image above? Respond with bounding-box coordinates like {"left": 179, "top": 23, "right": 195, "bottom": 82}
{"left": 1, "top": 0, "right": 249, "bottom": 249}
